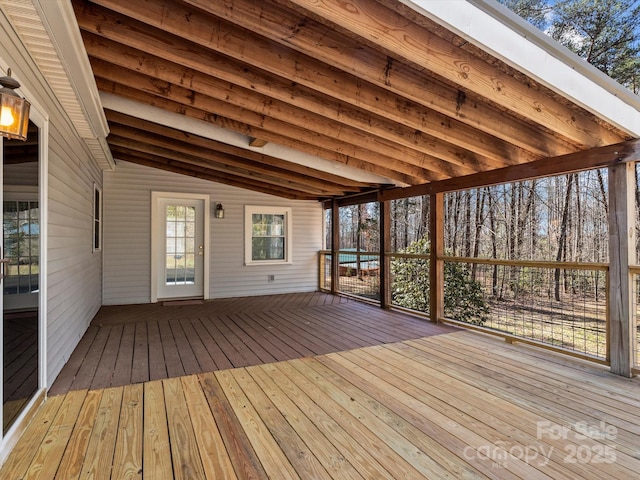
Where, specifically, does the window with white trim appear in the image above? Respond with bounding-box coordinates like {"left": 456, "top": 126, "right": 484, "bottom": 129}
{"left": 93, "top": 184, "right": 102, "bottom": 252}
{"left": 244, "top": 206, "right": 292, "bottom": 265}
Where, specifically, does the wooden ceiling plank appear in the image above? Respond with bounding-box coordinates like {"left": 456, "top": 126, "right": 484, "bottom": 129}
{"left": 381, "top": 138, "right": 640, "bottom": 200}
{"left": 91, "top": 62, "right": 438, "bottom": 184}
{"left": 83, "top": 41, "right": 469, "bottom": 181}
{"left": 75, "top": 10, "right": 527, "bottom": 171}
{"left": 106, "top": 130, "right": 354, "bottom": 195}
{"left": 173, "top": 0, "right": 584, "bottom": 156}
{"left": 281, "top": 0, "right": 624, "bottom": 148}
{"left": 105, "top": 109, "right": 375, "bottom": 189}
{"left": 111, "top": 148, "right": 318, "bottom": 199}
{"left": 99, "top": 80, "right": 414, "bottom": 185}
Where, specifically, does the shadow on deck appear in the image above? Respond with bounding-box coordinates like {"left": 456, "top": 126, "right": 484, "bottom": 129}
{"left": 49, "top": 292, "right": 456, "bottom": 395}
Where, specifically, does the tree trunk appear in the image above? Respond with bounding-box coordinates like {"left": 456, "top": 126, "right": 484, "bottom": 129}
{"left": 471, "top": 189, "right": 486, "bottom": 280}
{"left": 555, "top": 174, "right": 574, "bottom": 301}
{"left": 488, "top": 188, "right": 499, "bottom": 297}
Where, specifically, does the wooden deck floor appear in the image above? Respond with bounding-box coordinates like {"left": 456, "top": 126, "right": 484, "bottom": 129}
{"left": 49, "top": 293, "right": 456, "bottom": 395}
{"left": 3, "top": 329, "right": 640, "bottom": 479}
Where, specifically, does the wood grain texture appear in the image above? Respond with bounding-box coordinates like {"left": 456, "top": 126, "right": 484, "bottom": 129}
{"left": 71, "top": 0, "right": 633, "bottom": 204}
{"left": 49, "top": 292, "right": 456, "bottom": 394}
{"left": 3, "top": 330, "right": 640, "bottom": 479}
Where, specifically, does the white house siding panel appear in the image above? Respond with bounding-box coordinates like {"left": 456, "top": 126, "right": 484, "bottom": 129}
{"left": 103, "top": 161, "right": 323, "bottom": 305}
{"left": 46, "top": 134, "right": 103, "bottom": 386}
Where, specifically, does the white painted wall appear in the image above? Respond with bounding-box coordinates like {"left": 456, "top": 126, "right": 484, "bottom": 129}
{"left": 103, "top": 161, "right": 323, "bottom": 305}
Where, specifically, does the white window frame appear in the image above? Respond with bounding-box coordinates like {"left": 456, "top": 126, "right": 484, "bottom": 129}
{"left": 244, "top": 205, "right": 292, "bottom": 265}
{"left": 93, "top": 183, "right": 102, "bottom": 252}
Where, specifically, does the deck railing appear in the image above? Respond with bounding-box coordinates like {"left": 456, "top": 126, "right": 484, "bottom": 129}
{"left": 319, "top": 250, "right": 381, "bottom": 301}
{"left": 441, "top": 257, "right": 609, "bottom": 362}
{"left": 320, "top": 251, "right": 611, "bottom": 362}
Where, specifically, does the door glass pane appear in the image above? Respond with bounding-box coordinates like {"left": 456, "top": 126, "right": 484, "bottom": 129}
{"left": 165, "top": 204, "right": 196, "bottom": 286}
{"left": 3, "top": 120, "right": 40, "bottom": 434}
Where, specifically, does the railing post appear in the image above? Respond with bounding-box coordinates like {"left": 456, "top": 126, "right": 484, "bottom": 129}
{"left": 608, "top": 162, "right": 636, "bottom": 377}
{"left": 380, "top": 199, "right": 391, "bottom": 308}
{"left": 331, "top": 199, "right": 340, "bottom": 295}
{"left": 430, "top": 193, "right": 444, "bottom": 323}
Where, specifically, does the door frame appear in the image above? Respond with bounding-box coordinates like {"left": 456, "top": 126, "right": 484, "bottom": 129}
{"left": 0, "top": 100, "right": 48, "bottom": 459}
{"left": 150, "top": 191, "right": 210, "bottom": 303}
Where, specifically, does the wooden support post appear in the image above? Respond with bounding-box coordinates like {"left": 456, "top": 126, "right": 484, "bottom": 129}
{"left": 608, "top": 163, "right": 636, "bottom": 377}
{"left": 331, "top": 199, "right": 340, "bottom": 295}
{"left": 379, "top": 200, "right": 391, "bottom": 309}
{"left": 429, "top": 193, "right": 444, "bottom": 323}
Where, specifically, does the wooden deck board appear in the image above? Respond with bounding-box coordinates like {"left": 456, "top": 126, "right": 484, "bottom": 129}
{"left": 130, "top": 322, "right": 149, "bottom": 385}
{"left": 78, "top": 387, "right": 123, "bottom": 480}
{"left": 143, "top": 381, "right": 172, "bottom": 480}
{"left": 111, "top": 384, "right": 143, "bottom": 480}
{"left": 49, "top": 293, "right": 456, "bottom": 394}
{"left": 181, "top": 375, "right": 238, "bottom": 480}
{"left": 3, "top": 328, "right": 640, "bottom": 479}
{"left": 54, "top": 390, "right": 104, "bottom": 480}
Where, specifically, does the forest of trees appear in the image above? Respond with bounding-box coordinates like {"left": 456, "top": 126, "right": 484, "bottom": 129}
{"left": 331, "top": 167, "right": 616, "bottom": 264}
{"left": 499, "top": 0, "right": 640, "bottom": 93}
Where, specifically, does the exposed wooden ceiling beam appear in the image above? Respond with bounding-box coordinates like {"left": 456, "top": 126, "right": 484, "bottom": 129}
{"left": 84, "top": 46, "right": 462, "bottom": 182}
{"left": 111, "top": 147, "right": 319, "bottom": 199}
{"left": 110, "top": 138, "right": 345, "bottom": 196}
{"left": 381, "top": 138, "right": 640, "bottom": 200}
{"left": 104, "top": 110, "right": 375, "bottom": 190}
{"left": 90, "top": 62, "right": 437, "bottom": 184}
{"left": 69, "top": 0, "right": 636, "bottom": 203}
{"left": 75, "top": 9, "right": 534, "bottom": 171}
{"left": 106, "top": 128, "right": 358, "bottom": 196}
{"left": 281, "top": 0, "right": 625, "bottom": 148}
{"left": 177, "top": 0, "right": 592, "bottom": 155}
{"left": 98, "top": 80, "right": 416, "bottom": 185}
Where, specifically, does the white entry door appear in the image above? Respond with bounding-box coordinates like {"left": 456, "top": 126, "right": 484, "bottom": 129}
{"left": 152, "top": 193, "right": 209, "bottom": 301}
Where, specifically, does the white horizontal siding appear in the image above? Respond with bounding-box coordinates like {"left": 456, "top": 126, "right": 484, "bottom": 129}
{"left": 45, "top": 134, "right": 103, "bottom": 386}
{"left": 103, "top": 161, "right": 323, "bottom": 305}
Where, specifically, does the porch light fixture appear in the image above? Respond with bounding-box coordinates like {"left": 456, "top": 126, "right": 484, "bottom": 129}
{"left": 215, "top": 203, "right": 225, "bottom": 219}
{"left": 0, "top": 68, "right": 30, "bottom": 141}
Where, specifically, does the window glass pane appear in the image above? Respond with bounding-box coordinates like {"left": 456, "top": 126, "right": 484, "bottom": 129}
{"left": 247, "top": 207, "right": 290, "bottom": 263}
{"left": 175, "top": 221, "right": 185, "bottom": 237}
{"left": 269, "top": 215, "right": 284, "bottom": 235}
{"left": 186, "top": 237, "right": 195, "bottom": 254}
{"left": 165, "top": 255, "right": 176, "bottom": 284}
{"left": 166, "top": 221, "right": 176, "bottom": 237}
{"left": 3, "top": 200, "right": 40, "bottom": 294}
{"left": 252, "top": 214, "right": 268, "bottom": 236}
{"left": 94, "top": 188, "right": 100, "bottom": 219}
{"left": 252, "top": 237, "right": 284, "bottom": 261}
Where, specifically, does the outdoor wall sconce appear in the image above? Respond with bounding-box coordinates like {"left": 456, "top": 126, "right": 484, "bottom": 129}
{"left": 215, "top": 203, "right": 225, "bottom": 219}
{"left": 0, "top": 68, "right": 30, "bottom": 141}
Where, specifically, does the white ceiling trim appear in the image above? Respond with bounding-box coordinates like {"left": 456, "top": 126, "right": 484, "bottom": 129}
{"left": 100, "top": 93, "right": 402, "bottom": 186}
{"left": 404, "top": 0, "right": 640, "bottom": 137}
